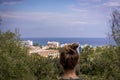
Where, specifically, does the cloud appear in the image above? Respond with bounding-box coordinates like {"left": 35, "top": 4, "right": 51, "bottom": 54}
{"left": 77, "top": 0, "right": 102, "bottom": 6}
{"left": 68, "top": 5, "right": 88, "bottom": 12}
{"left": 77, "top": 0, "right": 101, "bottom": 2}
{"left": 91, "top": 0, "right": 101, "bottom": 2}
{"left": 76, "top": 0, "right": 120, "bottom": 9}
{"left": 0, "top": 0, "right": 23, "bottom": 5}
{"left": 3, "top": 12, "right": 107, "bottom": 39}
{"left": 103, "top": 1, "right": 120, "bottom": 7}
{"left": 1, "top": 11, "right": 95, "bottom": 27}
{"left": 0, "top": 10, "right": 105, "bottom": 37}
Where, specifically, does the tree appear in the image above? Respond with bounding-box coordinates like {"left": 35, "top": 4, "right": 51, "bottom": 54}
{"left": 0, "top": 30, "right": 35, "bottom": 80}
{"left": 80, "top": 46, "right": 120, "bottom": 80}
{"left": 29, "top": 54, "right": 61, "bottom": 80}
{"left": 110, "top": 9, "right": 120, "bottom": 46}
{"left": 0, "top": 16, "right": 2, "bottom": 25}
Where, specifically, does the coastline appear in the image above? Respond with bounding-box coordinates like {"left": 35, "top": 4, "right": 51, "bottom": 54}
{"left": 22, "top": 37, "right": 115, "bottom": 47}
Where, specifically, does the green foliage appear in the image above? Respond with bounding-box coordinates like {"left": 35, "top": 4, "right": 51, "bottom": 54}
{"left": 80, "top": 45, "right": 120, "bottom": 80}
{"left": 110, "top": 10, "right": 120, "bottom": 46}
{"left": 29, "top": 54, "right": 61, "bottom": 80}
{"left": 0, "top": 29, "right": 120, "bottom": 80}
{"left": 0, "top": 30, "right": 62, "bottom": 80}
{"left": 0, "top": 30, "right": 35, "bottom": 80}
{"left": 33, "top": 43, "right": 42, "bottom": 47}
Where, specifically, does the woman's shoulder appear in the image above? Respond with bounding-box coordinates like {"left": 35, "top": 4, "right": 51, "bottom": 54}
{"left": 60, "top": 77, "right": 82, "bottom": 80}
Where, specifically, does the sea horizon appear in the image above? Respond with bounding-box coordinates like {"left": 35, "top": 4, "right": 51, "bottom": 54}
{"left": 21, "top": 37, "right": 108, "bottom": 38}
{"left": 21, "top": 37, "right": 115, "bottom": 47}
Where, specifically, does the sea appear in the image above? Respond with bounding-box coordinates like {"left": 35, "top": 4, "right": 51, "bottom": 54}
{"left": 22, "top": 38, "right": 115, "bottom": 47}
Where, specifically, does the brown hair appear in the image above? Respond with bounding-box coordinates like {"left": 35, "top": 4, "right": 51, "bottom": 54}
{"left": 60, "top": 43, "right": 79, "bottom": 71}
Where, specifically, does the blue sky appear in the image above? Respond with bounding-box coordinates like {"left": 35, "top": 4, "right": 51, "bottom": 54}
{"left": 0, "top": 0, "right": 120, "bottom": 38}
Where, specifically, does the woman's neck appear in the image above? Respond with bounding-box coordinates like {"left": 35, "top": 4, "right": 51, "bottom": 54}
{"left": 62, "top": 69, "right": 78, "bottom": 79}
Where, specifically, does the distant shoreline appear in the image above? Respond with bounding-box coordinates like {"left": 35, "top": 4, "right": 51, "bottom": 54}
{"left": 22, "top": 37, "right": 115, "bottom": 47}
{"left": 21, "top": 37, "right": 108, "bottom": 39}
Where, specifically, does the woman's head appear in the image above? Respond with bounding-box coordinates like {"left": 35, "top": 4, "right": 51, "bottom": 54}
{"left": 60, "top": 43, "right": 79, "bottom": 71}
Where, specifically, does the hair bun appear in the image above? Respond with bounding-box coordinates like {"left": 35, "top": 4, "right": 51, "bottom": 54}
{"left": 71, "top": 43, "right": 79, "bottom": 49}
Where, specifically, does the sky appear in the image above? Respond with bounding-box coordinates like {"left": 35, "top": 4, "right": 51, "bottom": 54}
{"left": 0, "top": 0, "right": 120, "bottom": 38}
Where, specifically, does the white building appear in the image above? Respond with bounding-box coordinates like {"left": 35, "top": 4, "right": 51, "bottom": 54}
{"left": 38, "top": 50, "right": 59, "bottom": 58}
{"left": 47, "top": 41, "right": 60, "bottom": 48}
{"left": 22, "top": 40, "right": 33, "bottom": 46}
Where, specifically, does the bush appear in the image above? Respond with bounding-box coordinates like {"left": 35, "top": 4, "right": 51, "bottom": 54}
{"left": 0, "top": 30, "right": 35, "bottom": 80}
{"left": 29, "top": 54, "right": 61, "bottom": 80}
{"left": 0, "top": 30, "right": 120, "bottom": 80}
{"left": 80, "top": 45, "right": 120, "bottom": 80}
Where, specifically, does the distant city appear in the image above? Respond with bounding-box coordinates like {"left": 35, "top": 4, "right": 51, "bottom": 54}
{"left": 21, "top": 40, "right": 110, "bottom": 58}
{"left": 22, "top": 40, "right": 63, "bottom": 58}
